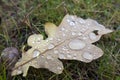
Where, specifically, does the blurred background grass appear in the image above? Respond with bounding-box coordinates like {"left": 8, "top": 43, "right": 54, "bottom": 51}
{"left": 0, "top": 0, "right": 120, "bottom": 80}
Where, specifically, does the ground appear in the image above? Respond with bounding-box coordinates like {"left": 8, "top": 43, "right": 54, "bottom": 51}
{"left": 0, "top": 0, "right": 120, "bottom": 80}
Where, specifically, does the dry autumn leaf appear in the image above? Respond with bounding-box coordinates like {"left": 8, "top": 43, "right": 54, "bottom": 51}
{"left": 12, "top": 14, "right": 113, "bottom": 76}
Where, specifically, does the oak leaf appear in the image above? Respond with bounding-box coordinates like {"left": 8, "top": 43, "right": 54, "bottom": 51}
{"left": 12, "top": 14, "right": 113, "bottom": 76}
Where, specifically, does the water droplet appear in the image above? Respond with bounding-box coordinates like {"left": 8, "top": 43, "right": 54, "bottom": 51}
{"left": 32, "top": 41, "right": 35, "bottom": 44}
{"left": 29, "top": 62, "right": 32, "bottom": 64}
{"left": 54, "top": 50, "right": 59, "bottom": 54}
{"left": 45, "top": 61, "right": 48, "bottom": 64}
{"left": 62, "top": 47, "right": 65, "bottom": 51}
{"left": 78, "top": 32, "right": 82, "bottom": 36}
{"left": 49, "top": 38, "right": 53, "bottom": 41}
{"left": 46, "top": 39, "right": 49, "bottom": 42}
{"left": 65, "top": 29, "right": 68, "bottom": 32}
{"left": 69, "top": 21, "right": 75, "bottom": 26}
{"left": 59, "top": 54, "right": 65, "bottom": 59}
{"left": 67, "top": 54, "right": 72, "bottom": 58}
{"left": 35, "top": 37, "right": 41, "bottom": 43}
{"left": 62, "top": 33, "right": 66, "bottom": 36}
{"left": 17, "top": 70, "right": 22, "bottom": 74}
{"left": 69, "top": 39, "right": 86, "bottom": 50}
{"left": 87, "top": 23, "right": 90, "bottom": 26}
{"left": 78, "top": 19, "right": 85, "bottom": 24}
{"left": 67, "top": 19, "right": 70, "bottom": 22}
{"left": 83, "top": 37, "right": 87, "bottom": 40}
{"left": 81, "top": 28, "right": 86, "bottom": 32}
{"left": 43, "top": 48, "right": 46, "bottom": 51}
{"left": 48, "top": 44, "right": 55, "bottom": 49}
{"left": 61, "top": 27, "right": 65, "bottom": 31}
{"left": 57, "top": 38, "right": 61, "bottom": 41}
{"left": 37, "top": 37, "right": 41, "bottom": 40}
{"left": 46, "top": 55, "right": 53, "bottom": 60}
{"left": 72, "top": 32, "right": 76, "bottom": 35}
{"left": 73, "top": 56, "right": 77, "bottom": 59}
{"left": 73, "top": 53, "right": 77, "bottom": 56}
{"left": 62, "top": 46, "right": 68, "bottom": 51}
{"left": 89, "top": 33, "right": 97, "bottom": 40}
{"left": 66, "top": 51, "right": 70, "bottom": 53}
{"left": 82, "top": 52, "right": 93, "bottom": 60}
{"left": 87, "top": 47, "right": 91, "bottom": 49}
{"left": 71, "top": 16, "right": 74, "bottom": 19}
{"left": 57, "top": 66, "right": 62, "bottom": 70}
{"left": 33, "top": 50, "right": 40, "bottom": 57}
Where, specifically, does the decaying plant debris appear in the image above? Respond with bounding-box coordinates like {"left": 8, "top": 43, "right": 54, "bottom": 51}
{"left": 11, "top": 14, "right": 113, "bottom": 76}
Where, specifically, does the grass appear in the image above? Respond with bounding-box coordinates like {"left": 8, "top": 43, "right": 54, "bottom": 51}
{"left": 0, "top": 0, "right": 120, "bottom": 80}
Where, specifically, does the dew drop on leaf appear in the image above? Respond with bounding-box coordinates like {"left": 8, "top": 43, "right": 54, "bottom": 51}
{"left": 57, "top": 66, "right": 62, "bottom": 70}
{"left": 54, "top": 50, "right": 59, "bottom": 54}
{"left": 48, "top": 44, "right": 55, "bottom": 49}
{"left": 62, "top": 33, "right": 66, "bottom": 36}
{"left": 69, "top": 39, "right": 86, "bottom": 50}
{"left": 17, "top": 70, "right": 22, "bottom": 74}
{"left": 59, "top": 54, "right": 65, "bottom": 59}
{"left": 67, "top": 54, "right": 72, "bottom": 58}
{"left": 61, "top": 27, "right": 65, "bottom": 31}
{"left": 89, "top": 33, "right": 97, "bottom": 40}
{"left": 33, "top": 50, "right": 40, "bottom": 58}
{"left": 46, "top": 55, "right": 53, "bottom": 60}
{"left": 82, "top": 52, "right": 93, "bottom": 60}
{"left": 71, "top": 32, "right": 76, "bottom": 35}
